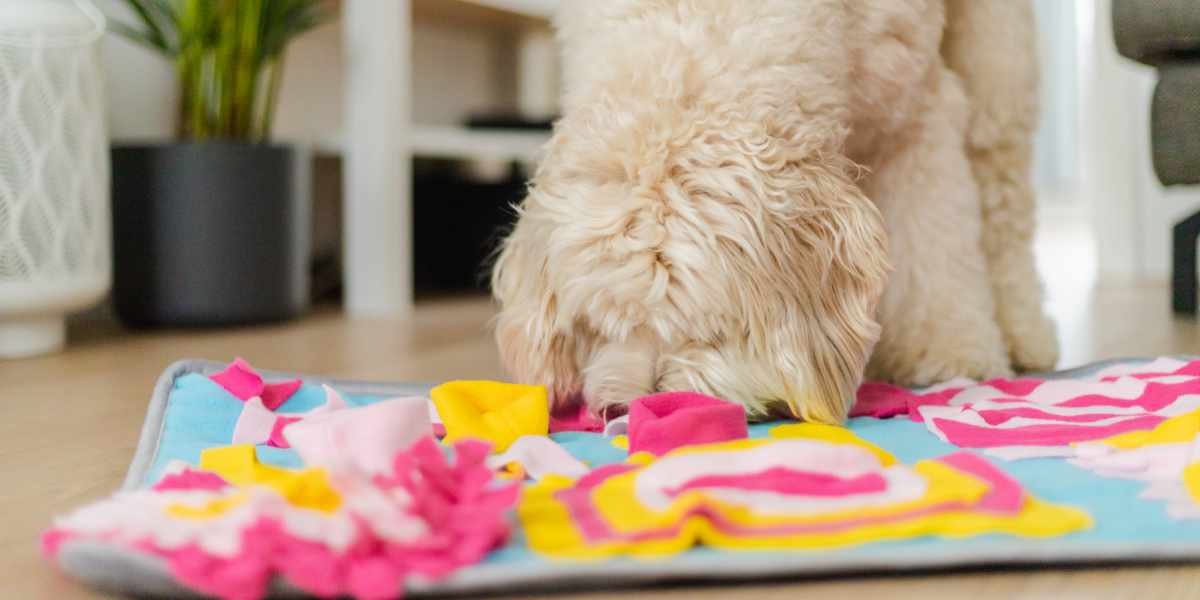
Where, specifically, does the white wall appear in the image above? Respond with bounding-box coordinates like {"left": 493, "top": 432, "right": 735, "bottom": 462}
{"left": 1033, "top": 0, "right": 1079, "bottom": 195}
{"left": 96, "top": 0, "right": 176, "bottom": 140}
{"left": 410, "top": 20, "right": 516, "bottom": 126}
{"left": 271, "top": 17, "right": 343, "bottom": 144}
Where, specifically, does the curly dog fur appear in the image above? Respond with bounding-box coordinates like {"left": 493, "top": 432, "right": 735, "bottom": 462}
{"left": 492, "top": 0, "right": 1058, "bottom": 423}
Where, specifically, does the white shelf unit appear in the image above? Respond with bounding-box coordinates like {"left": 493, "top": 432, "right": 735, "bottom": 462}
{"left": 411, "top": 125, "right": 549, "bottom": 163}
{"left": 317, "top": 125, "right": 550, "bottom": 164}
{"left": 341, "top": 0, "right": 556, "bottom": 318}
{"left": 458, "top": 0, "right": 556, "bottom": 19}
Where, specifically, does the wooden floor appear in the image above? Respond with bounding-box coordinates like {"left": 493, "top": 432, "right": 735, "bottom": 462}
{"left": 5, "top": 281, "right": 1200, "bottom": 599}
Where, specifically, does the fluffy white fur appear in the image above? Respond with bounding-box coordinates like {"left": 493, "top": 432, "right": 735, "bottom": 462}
{"left": 492, "top": 0, "right": 1057, "bottom": 423}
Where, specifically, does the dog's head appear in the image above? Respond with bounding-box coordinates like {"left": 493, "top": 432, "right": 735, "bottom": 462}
{"left": 655, "top": 144, "right": 889, "bottom": 424}
{"left": 494, "top": 125, "right": 889, "bottom": 425}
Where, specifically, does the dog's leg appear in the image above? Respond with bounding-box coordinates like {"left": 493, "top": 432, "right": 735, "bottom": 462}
{"left": 581, "top": 330, "right": 658, "bottom": 418}
{"left": 500, "top": 0, "right": 886, "bottom": 420}
{"left": 491, "top": 218, "right": 584, "bottom": 408}
{"left": 657, "top": 341, "right": 856, "bottom": 424}
{"left": 656, "top": 171, "right": 889, "bottom": 425}
{"left": 657, "top": 343, "right": 789, "bottom": 422}
{"left": 942, "top": 0, "right": 1059, "bottom": 372}
{"left": 865, "top": 68, "right": 1012, "bottom": 386}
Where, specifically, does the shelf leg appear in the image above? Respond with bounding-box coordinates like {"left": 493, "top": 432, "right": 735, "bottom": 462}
{"left": 342, "top": 0, "right": 413, "bottom": 318}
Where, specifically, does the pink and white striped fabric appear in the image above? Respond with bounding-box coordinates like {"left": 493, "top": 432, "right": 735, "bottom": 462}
{"left": 231, "top": 384, "right": 349, "bottom": 449}
{"left": 851, "top": 358, "right": 1200, "bottom": 459}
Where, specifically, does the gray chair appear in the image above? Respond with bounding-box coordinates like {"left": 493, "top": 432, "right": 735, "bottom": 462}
{"left": 1113, "top": 0, "right": 1200, "bottom": 312}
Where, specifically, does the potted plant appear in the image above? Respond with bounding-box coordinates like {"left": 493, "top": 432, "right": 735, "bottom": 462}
{"left": 108, "top": 0, "right": 330, "bottom": 326}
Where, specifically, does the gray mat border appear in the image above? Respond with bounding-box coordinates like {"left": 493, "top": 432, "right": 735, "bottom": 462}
{"left": 55, "top": 356, "right": 1200, "bottom": 598}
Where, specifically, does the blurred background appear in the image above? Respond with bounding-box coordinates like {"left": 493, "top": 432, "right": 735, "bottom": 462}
{"left": 95, "top": 0, "right": 561, "bottom": 316}
{"left": 0, "top": 0, "right": 1197, "bottom": 369}
{"left": 7, "top": 4, "right": 1200, "bottom": 598}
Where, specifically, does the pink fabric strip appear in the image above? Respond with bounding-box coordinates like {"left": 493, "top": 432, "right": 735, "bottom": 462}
{"left": 549, "top": 404, "right": 605, "bottom": 434}
{"left": 627, "top": 392, "right": 748, "bottom": 456}
{"left": 209, "top": 358, "right": 301, "bottom": 410}
{"left": 554, "top": 464, "right": 641, "bottom": 542}
{"left": 231, "top": 397, "right": 277, "bottom": 447}
{"left": 664, "top": 467, "right": 887, "bottom": 498}
{"left": 849, "top": 383, "right": 913, "bottom": 418}
{"left": 980, "top": 378, "right": 1044, "bottom": 397}
{"left": 553, "top": 451, "right": 1026, "bottom": 545}
{"left": 41, "top": 529, "right": 73, "bottom": 559}
{"left": 1054, "top": 380, "right": 1200, "bottom": 410}
{"left": 850, "top": 359, "right": 1200, "bottom": 423}
{"left": 268, "top": 417, "right": 302, "bottom": 448}
{"left": 850, "top": 383, "right": 964, "bottom": 420}
{"left": 934, "top": 452, "right": 1023, "bottom": 512}
{"left": 975, "top": 407, "right": 1128, "bottom": 425}
{"left": 623, "top": 500, "right": 967, "bottom": 542}
{"left": 233, "top": 385, "right": 349, "bottom": 449}
{"left": 260, "top": 380, "right": 303, "bottom": 411}
{"left": 677, "top": 451, "right": 1026, "bottom": 537}
{"left": 209, "top": 358, "right": 263, "bottom": 401}
{"left": 1103, "top": 360, "right": 1200, "bottom": 381}
{"left": 930, "top": 415, "right": 1167, "bottom": 448}
{"left": 152, "top": 469, "right": 231, "bottom": 493}
{"left": 285, "top": 397, "right": 434, "bottom": 476}
{"left": 86, "top": 438, "right": 519, "bottom": 600}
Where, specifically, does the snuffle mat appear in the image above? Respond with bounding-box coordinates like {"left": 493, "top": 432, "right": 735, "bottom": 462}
{"left": 42, "top": 357, "right": 1200, "bottom": 599}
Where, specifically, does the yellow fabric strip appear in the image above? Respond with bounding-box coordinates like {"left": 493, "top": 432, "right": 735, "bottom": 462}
{"left": 768, "top": 422, "right": 898, "bottom": 466}
{"left": 431, "top": 380, "right": 549, "bottom": 453}
{"left": 164, "top": 445, "right": 342, "bottom": 518}
{"left": 1184, "top": 462, "right": 1200, "bottom": 505}
{"left": 519, "top": 440, "right": 1091, "bottom": 559}
{"left": 1097, "top": 409, "right": 1200, "bottom": 450}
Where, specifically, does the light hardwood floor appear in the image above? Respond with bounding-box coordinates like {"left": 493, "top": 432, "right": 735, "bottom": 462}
{"left": 5, "top": 279, "right": 1200, "bottom": 599}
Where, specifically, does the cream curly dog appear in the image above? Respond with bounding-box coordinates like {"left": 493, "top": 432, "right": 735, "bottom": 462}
{"left": 491, "top": 0, "right": 1058, "bottom": 423}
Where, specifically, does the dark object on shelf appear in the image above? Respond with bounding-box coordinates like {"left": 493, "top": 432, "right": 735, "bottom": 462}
{"left": 1174, "top": 214, "right": 1200, "bottom": 314}
{"left": 309, "top": 154, "right": 344, "bottom": 304}
{"left": 111, "top": 142, "right": 311, "bottom": 326}
{"left": 465, "top": 113, "right": 556, "bottom": 131}
{"left": 413, "top": 162, "right": 525, "bottom": 296}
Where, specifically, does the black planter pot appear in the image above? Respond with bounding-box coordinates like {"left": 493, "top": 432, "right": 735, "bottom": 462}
{"left": 111, "top": 142, "right": 311, "bottom": 327}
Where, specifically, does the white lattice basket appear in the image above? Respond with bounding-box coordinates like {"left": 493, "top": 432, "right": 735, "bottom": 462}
{"left": 0, "top": 0, "right": 109, "bottom": 358}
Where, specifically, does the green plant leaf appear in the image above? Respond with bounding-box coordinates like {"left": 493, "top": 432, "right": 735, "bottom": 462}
{"left": 107, "top": 19, "right": 169, "bottom": 53}
{"left": 114, "top": 0, "right": 187, "bottom": 52}
{"left": 260, "top": 0, "right": 330, "bottom": 60}
{"left": 116, "top": 0, "right": 332, "bottom": 141}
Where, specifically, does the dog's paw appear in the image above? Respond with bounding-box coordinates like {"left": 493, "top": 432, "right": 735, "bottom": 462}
{"left": 580, "top": 384, "right": 637, "bottom": 421}
{"left": 901, "top": 352, "right": 1013, "bottom": 387}
{"left": 871, "top": 321, "right": 1013, "bottom": 387}
{"left": 1004, "top": 311, "right": 1060, "bottom": 373}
